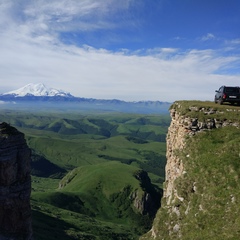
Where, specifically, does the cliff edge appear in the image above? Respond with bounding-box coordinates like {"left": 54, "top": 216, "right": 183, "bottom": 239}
{"left": 141, "top": 101, "right": 240, "bottom": 239}
{"left": 0, "top": 122, "right": 32, "bottom": 240}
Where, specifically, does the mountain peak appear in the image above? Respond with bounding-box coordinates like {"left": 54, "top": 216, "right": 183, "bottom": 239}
{"left": 3, "top": 83, "right": 73, "bottom": 97}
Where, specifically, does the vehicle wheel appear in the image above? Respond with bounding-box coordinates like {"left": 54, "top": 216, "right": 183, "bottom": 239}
{"left": 218, "top": 99, "right": 223, "bottom": 105}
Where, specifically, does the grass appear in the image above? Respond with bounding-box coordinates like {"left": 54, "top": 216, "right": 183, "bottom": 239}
{"left": 175, "top": 126, "right": 240, "bottom": 240}
{"left": 142, "top": 101, "right": 240, "bottom": 240}
{"left": 31, "top": 202, "right": 136, "bottom": 240}
{"left": 59, "top": 161, "right": 141, "bottom": 195}
{"left": 0, "top": 110, "right": 169, "bottom": 176}
{"left": 31, "top": 161, "right": 161, "bottom": 239}
{"left": 0, "top": 109, "right": 170, "bottom": 239}
{"left": 170, "top": 100, "right": 240, "bottom": 122}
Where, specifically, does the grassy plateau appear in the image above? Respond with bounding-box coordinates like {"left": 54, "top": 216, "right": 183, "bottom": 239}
{"left": 142, "top": 101, "right": 240, "bottom": 240}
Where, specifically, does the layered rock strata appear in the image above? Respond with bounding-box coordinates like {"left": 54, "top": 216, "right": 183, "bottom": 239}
{"left": 164, "top": 103, "right": 240, "bottom": 208}
{"left": 0, "top": 122, "right": 32, "bottom": 240}
{"left": 141, "top": 101, "right": 240, "bottom": 239}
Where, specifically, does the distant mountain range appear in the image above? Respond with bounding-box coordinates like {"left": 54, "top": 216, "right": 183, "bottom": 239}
{"left": 2, "top": 83, "right": 73, "bottom": 97}
{"left": 0, "top": 83, "right": 171, "bottom": 114}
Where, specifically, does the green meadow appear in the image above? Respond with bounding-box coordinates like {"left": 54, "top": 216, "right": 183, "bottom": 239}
{"left": 0, "top": 110, "right": 170, "bottom": 239}
{"left": 148, "top": 125, "right": 240, "bottom": 240}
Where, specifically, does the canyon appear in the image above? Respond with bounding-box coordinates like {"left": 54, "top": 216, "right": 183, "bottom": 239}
{"left": 2, "top": 100, "right": 240, "bottom": 239}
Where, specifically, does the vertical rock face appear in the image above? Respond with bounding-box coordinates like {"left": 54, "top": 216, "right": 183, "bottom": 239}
{"left": 164, "top": 108, "right": 186, "bottom": 206}
{"left": 141, "top": 101, "right": 240, "bottom": 240}
{"left": 132, "top": 170, "right": 161, "bottom": 217}
{"left": 0, "top": 122, "right": 32, "bottom": 240}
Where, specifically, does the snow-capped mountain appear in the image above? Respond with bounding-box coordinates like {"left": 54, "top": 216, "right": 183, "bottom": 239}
{"left": 0, "top": 83, "right": 171, "bottom": 114}
{"left": 3, "top": 83, "right": 73, "bottom": 97}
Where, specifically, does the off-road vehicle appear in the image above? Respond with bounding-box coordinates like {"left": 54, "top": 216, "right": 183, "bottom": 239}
{"left": 215, "top": 86, "right": 240, "bottom": 105}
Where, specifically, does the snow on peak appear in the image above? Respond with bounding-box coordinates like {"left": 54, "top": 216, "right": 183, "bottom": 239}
{"left": 3, "top": 83, "right": 73, "bottom": 97}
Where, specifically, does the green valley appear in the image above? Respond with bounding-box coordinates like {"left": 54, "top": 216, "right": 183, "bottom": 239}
{"left": 0, "top": 110, "right": 170, "bottom": 239}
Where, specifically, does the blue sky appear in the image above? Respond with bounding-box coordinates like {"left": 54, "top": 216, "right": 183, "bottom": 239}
{"left": 0, "top": 0, "right": 240, "bottom": 102}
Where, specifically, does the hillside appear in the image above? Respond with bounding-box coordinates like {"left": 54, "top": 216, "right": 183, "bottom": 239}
{"left": 0, "top": 111, "right": 168, "bottom": 181}
{"left": 0, "top": 110, "right": 170, "bottom": 239}
{"left": 31, "top": 162, "right": 161, "bottom": 239}
{"left": 141, "top": 101, "right": 240, "bottom": 239}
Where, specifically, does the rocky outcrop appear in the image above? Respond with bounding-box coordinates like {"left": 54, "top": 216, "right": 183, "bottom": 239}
{"left": 132, "top": 170, "right": 161, "bottom": 217}
{"left": 141, "top": 101, "right": 240, "bottom": 239}
{"left": 164, "top": 102, "right": 240, "bottom": 208}
{"left": 0, "top": 122, "right": 32, "bottom": 240}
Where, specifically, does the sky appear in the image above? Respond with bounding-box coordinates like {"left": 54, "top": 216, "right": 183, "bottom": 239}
{"left": 0, "top": 0, "right": 240, "bottom": 102}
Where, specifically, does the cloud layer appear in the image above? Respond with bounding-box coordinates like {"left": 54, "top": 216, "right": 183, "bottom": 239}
{"left": 0, "top": 0, "right": 240, "bottom": 102}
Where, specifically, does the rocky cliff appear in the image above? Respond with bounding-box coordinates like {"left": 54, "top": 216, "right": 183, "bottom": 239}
{"left": 141, "top": 101, "right": 240, "bottom": 239}
{"left": 0, "top": 122, "right": 32, "bottom": 240}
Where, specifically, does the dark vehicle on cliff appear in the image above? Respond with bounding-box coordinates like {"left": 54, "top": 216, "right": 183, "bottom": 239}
{"left": 214, "top": 86, "right": 240, "bottom": 105}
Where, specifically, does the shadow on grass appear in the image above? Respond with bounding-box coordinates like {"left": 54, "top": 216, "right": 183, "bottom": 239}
{"left": 32, "top": 210, "right": 76, "bottom": 240}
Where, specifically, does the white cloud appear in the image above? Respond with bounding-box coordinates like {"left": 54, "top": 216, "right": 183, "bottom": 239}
{"left": 0, "top": 1, "right": 240, "bottom": 102}
{"left": 201, "top": 33, "right": 215, "bottom": 41}
{"left": 225, "top": 38, "right": 240, "bottom": 46}
{"left": 2, "top": 0, "right": 137, "bottom": 40}
{"left": 1, "top": 34, "right": 239, "bottom": 102}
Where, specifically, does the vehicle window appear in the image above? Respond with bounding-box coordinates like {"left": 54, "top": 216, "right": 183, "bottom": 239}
{"left": 225, "top": 87, "right": 239, "bottom": 93}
